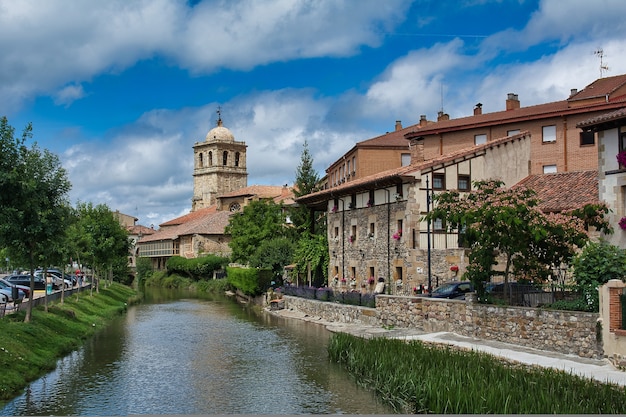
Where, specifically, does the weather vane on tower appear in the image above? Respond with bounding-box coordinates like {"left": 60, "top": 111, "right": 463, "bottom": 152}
{"left": 216, "top": 106, "right": 223, "bottom": 126}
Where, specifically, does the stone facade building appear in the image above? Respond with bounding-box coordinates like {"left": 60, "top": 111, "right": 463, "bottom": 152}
{"left": 297, "top": 132, "right": 533, "bottom": 293}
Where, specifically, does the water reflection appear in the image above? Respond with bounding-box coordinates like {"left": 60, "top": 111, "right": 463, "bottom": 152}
{"left": 1, "top": 289, "right": 392, "bottom": 415}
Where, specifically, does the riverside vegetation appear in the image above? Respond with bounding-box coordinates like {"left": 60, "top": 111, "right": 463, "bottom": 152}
{"left": 0, "top": 283, "right": 139, "bottom": 401}
{"left": 328, "top": 333, "right": 626, "bottom": 414}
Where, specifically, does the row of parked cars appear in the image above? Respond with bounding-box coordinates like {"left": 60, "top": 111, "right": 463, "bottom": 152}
{"left": 0, "top": 269, "right": 77, "bottom": 303}
{"left": 426, "top": 281, "right": 538, "bottom": 300}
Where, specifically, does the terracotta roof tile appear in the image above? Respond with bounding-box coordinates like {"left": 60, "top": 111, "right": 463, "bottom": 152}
{"left": 514, "top": 170, "right": 598, "bottom": 212}
{"left": 138, "top": 209, "right": 233, "bottom": 243}
{"left": 577, "top": 107, "right": 626, "bottom": 128}
{"left": 158, "top": 206, "right": 218, "bottom": 227}
{"left": 220, "top": 185, "right": 287, "bottom": 199}
{"left": 569, "top": 74, "right": 626, "bottom": 101}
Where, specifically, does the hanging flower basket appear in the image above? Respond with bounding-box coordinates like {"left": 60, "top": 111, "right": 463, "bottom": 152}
{"left": 450, "top": 265, "right": 459, "bottom": 272}
{"left": 392, "top": 231, "right": 402, "bottom": 240}
{"left": 619, "top": 217, "right": 626, "bottom": 230}
{"left": 617, "top": 151, "right": 626, "bottom": 167}
{"left": 331, "top": 205, "right": 338, "bottom": 213}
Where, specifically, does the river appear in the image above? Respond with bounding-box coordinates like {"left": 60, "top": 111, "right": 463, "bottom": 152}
{"left": 1, "top": 289, "right": 393, "bottom": 415}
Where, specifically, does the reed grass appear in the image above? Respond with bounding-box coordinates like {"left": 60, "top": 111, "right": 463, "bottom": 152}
{"left": 328, "top": 333, "right": 626, "bottom": 414}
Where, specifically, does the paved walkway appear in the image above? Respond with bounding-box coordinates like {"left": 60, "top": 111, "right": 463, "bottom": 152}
{"left": 269, "top": 308, "right": 626, "bottom": 387}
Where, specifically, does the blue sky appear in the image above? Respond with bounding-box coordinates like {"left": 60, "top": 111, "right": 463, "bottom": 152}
{"left": 2, "top": 0, "right": 626, "bottom": 227}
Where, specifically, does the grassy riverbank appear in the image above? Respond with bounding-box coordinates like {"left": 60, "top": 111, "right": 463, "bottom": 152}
{"left": 328, "top": 333, "right": 626, "bottom": 414}
{"left": 0, "top": 283, "right": 139, "bottom": 401}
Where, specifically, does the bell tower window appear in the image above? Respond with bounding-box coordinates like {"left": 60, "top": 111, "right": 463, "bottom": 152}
{"left": 223, "top": 151, "right": 228, "bottom": 166}
{"left": 235, "top": 152, "right": 240, "bottom": 167}
{"left": 198, "top": 153, "right": 203, "bottom": 167}
{"left": 208, "top": 151, "right": 213, "bottom": 166}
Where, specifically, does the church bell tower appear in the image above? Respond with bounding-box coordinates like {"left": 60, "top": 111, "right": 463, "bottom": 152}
{"left": 191, "top": 110, "right": 248, "bottom": 211}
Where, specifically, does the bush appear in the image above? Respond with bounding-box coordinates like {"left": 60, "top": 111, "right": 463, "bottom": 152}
{"left": 166, "top": 255, "right": 229, "bottom": 280}
{"left": 226, "top": 266, "right": 273, "bottom": 296}
{"left": 572, "top": 240, "right": 626, "bottom": 312}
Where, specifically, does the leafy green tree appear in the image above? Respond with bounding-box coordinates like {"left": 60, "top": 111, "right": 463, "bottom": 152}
{"left": 293, "top": 233, "right": 329, "bottom": 287}
{"left": 427, "top": 180, "right": 607, "bottom": 299}
{"left": 571, "top": 240, "right": 626, "bottom": 312}
{"left": 0, "top": 117, "right": 72, "bottom": 322}
{"left": 225, "top": 200, "right": 291, "bottom": 263}
{"left": 68, "top": 202, "right": 130, "bottom": 290}
{"left": 249, "top": 237, "right": 295, "bottom": 283}
{"left": 291, "top": 140, "right": 322, "bottom": 234}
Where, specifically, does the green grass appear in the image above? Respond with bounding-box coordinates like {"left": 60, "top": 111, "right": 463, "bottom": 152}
{"left": 328, "top": 333, "right": 626, "bottom": 414}
{"left": 0, "top": 283, "right": 138, "bottom": 401}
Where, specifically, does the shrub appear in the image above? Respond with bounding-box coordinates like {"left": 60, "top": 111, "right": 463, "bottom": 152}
{"left": 572, "top": 240, "right": 626, "bottom": 312}
{"left": 226, "top": 266, "right": 273, "bottom": 296}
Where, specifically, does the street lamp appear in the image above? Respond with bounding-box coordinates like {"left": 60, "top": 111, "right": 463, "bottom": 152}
{"left": 426, "top": 175, "right": 432, "bottom": 296}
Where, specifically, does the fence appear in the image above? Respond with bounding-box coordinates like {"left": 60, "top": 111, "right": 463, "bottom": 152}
{"left": 281, "top": 285, "right": 376, "bottom": 308}
{"left": 0, "top": 283, "right": 93, "bottom": 317}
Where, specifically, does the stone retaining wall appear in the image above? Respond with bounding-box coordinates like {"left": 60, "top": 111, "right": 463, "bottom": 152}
{"left": 283, "top": 293, "right": 603, "bottom": 358}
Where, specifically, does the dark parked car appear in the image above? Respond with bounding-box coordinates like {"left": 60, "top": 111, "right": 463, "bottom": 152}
{"left": 5, "top": 274, "right": 47, "bottom": 290}
{"left": 0, "top": 278, "right": 30, "bottom": 299}
{"left": 429, "top": 281, "right": 474, "bottom": 300}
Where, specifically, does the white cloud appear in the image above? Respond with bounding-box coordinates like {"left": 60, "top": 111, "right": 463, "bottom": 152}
{"left": 53, "top": 84, "right": 87, "bottom": 107}
{"left": 0, "top": 0, "right": 411, "bottom": 114}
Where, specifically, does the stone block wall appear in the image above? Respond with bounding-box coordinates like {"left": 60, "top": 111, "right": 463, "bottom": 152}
{"left": 283, "top": 293, "right": 602, "bottom": 359}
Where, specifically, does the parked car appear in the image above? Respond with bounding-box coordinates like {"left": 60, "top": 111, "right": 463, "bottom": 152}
{"left": 0, "top": 278, "right": 30, "bottom": 299}
{"left": 429, "top": 281, "right": 474, "bottom": 300}
{"left": 35, "top": 269, "right": 72, "bottom": 289}
{"left": 0, "top": 286, "right": 25, "bottom": 303}
{"left": 5, "top": 274, "right": 47, "bottom": 290}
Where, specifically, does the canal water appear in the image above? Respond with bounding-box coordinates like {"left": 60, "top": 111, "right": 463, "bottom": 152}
{"left": 1, "top": 289, "right": 393, "bottom": 415}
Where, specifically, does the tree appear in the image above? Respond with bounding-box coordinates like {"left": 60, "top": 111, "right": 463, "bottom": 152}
{"left": 0, "top": 117, "right": 72, "bottom": 322}
{"left": 67, "top": 202, "right": 130, "bottom": 290}
{"left": 571, "top": 240, "right": 626, "bottom": 312}
{"left": 291, "top": 140, "right": 321, "bottom": 234}
{"left": 248, "top": 237, "right": 295, "bottom": 284}
{"left": 225, "top": 200, "right": 291, "bottom": 264}
{"left": 427, "top": 180, "right": 608, "bottom": 299}
{"left": 292, "top": 233, "right": 329, "bottom": 287}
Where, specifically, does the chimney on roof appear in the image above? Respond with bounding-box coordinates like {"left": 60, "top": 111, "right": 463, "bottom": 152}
{"left": 506, "top": 93, "right": 520, "bottom": 111}
{"left": 474, "top": 103, "right": 482, "bottom": 115}
{"left": 395, "top": 120, "right": 402, "bottom": 131}
{"left": 409, "top": 136, "right": 425, "bottom": 164}
{"left": 570, "top": 88, "right": 578, "bottom": 97}
{"left": 419, "top": 114, "right": 427, "bottom": 127}
{"left": 437, "top": 111, "right": 450, "bottom": 121}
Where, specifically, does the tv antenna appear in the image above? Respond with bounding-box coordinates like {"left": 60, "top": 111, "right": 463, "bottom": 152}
{"left": 594, "top": 48, "right": 609, "bottom": 78}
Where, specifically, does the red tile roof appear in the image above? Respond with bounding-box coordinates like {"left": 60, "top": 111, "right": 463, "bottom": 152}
{"left": 577, "top": 107, "right": 626, "bottom": 128}
{"left": 403, "top": 75, "right": 626, "bottom": 139}
{"left": 138, "top": 209, "right": 233, "bottom": 243}
{"left": 514, "top": 170, "right": 599, "bottom": 212}
{"left": 220, "top": 184, "right": 288, "bottom": 199}
{"left": 569, "top": 74, "right": 626, "bottom": 102}
{"left": 159, "top": 205, "right": 218, "bottom": 227}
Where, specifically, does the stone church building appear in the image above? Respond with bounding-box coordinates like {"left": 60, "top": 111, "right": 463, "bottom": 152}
{"left": 137, "top": 114, "right": 294, "bottom": 269}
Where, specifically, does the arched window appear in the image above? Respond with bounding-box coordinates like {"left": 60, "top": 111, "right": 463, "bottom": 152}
{"left": 198, "top": 153, "right": 203, "bottom": 167}
{"left": 223, "top": 151, "right": 228, "bottom": 166}
{"left": 235, "top": 152, "right": 240, "bottom": 167}
{"left": 208, "top": 151, "right": 213, "bottom": 166}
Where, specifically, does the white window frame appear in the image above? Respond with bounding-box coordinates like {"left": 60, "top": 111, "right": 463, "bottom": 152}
{"left": 543, "top": 164, "right": 557, "bottom": 174}
{"left": 542, "top": 125, "right": 556, "bottom": 143}
{"left": 474, "top": 134, "right": 487, "bottom": 145}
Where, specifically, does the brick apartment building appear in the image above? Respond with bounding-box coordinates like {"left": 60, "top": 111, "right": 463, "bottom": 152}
{"left": 325, "top": 74, "right": 626, "bottom": 188}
